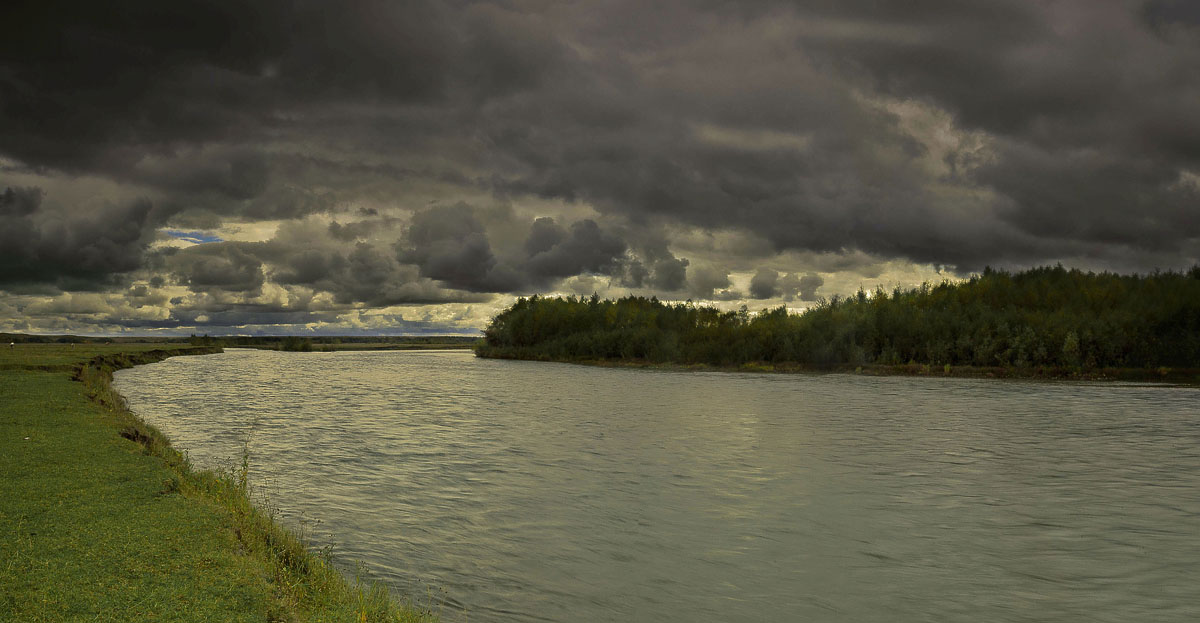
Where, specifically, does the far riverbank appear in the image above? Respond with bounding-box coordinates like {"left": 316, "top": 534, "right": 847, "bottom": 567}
{"left": 476, "top": 349, "right": 1200, "bottom": 386}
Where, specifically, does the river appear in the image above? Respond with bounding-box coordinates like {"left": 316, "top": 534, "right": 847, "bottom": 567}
{"left": 113, "top": 349, "right": 1200, "bottom": 622}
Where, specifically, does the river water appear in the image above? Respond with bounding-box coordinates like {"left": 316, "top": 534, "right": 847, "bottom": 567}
{"left": 113, "top": 349, "right": 1200, "bottom": 622}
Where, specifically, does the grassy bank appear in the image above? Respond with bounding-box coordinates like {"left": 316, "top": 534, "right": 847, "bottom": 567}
{"left": 0, "top": 344, "right": 434, "bottom": 622}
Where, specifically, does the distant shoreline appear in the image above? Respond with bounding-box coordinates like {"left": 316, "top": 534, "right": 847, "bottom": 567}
{"left": 476, "top": 351, "right": 1200, "bottom": 386}
{"left": 475, "top": 267, "right": 1200, "bottom": 383}
{"left": 235, "top": 342, "right": 476, "bottom": 352}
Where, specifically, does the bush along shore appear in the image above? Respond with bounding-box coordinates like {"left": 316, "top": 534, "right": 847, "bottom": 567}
{"left": 0, "top": 344, "right": 435, "bottom": 622}
{"left": 476, "top": 265, "right": 1200, "bottom": 384}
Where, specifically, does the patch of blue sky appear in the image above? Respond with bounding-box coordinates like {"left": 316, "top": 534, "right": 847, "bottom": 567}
{"left": 166, "top": 230, "right": 224, "bottom": 244}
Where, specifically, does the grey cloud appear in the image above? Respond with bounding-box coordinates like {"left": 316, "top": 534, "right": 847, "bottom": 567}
{"left": 524, "top": 217, "right": 568, "bottom": 257}
{"left": 263, "top": 217, "right": 492, "bottom": 306}
{"left": 275, "top": 249, "right": 345, "bottom": 286}
{"left": 648, "top": 256, "right": 689, "bottom": 291}
{"left": 461, "top": 4, "right": 573, "bottom": 100}
{"left": 0, "top": 186, "right": 161, "bottom": 290}
{"left": 166, "top": 304, "right": 340, "bottom": 331}
{"left": 328, "top": 220, "right": 380, "bottom": 242}
{"left": 481, "top": 1, "right": 1200, "bottom": 272}
{"left": 1145, "top": 0, "right": 1200, "bottom": 29}
{"left": 400, "top": 205, "right": 630, "bottom": 292}
{"left": 409, "top": 230, "right": 497, "bottom": 290}
{"left": 797, "top": 273, "right": 824, "bottom": 302}
{"left": 976, "top": 144, "right": 1200, "bottom": 252}
{"left": 9, "top": 1, "right": 1197, "bottom": 276}
{"left": 0, "top": 186, "right": 41, "bottom": 216}
{"left": 0, "top": 1, "right": 458, "bottom": 172}
{"left": 779, "top": 272, "right": 824, "bottom": 302}
{"left": 750, "top": 269, "right": 823, "bottom": 302}
{"left": 525, "top": 219, "right": 627, "bottom": 282}
{"left": 167, "top": 242, "right": 266, "bottom": 293}
{"left": 400, "top": 204, "right": 524, "bottom": 293}
{"left": 688, "top": 265, "right": 732, "bottom": 299}
{"left": 749, "top": 268, "right": 780, "bottom": 300}
{"left": 627, "top": 232, "right": 692, "bottom": 292}
{"left": 5, "top": 0, "right": 1200, "bottom": 334}
{"left": 618, "top": 259, "right": 649, "bottom": 289}
{"left": 126, "top": 284, "right": 169, "bottom": 308}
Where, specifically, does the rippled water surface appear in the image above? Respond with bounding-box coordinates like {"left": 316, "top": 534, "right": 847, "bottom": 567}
{"left": 114, "top": 349, "right": 1200, "bottom": 622}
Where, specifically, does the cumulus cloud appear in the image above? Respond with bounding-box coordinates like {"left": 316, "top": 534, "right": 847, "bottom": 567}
{"left": 0, "top": 186, "right": 162, "bottom": 290}
{"left": 786, "top": 273, "right": 825, "bottom": 302}
{"left": 748, "top": 269, "right": 824, "bottom": 302}
{"left": 749, "top": 268, "right": 780, "bottom": 300}
{"left": 648, "top": 256, "right": 689, "bottom": 291}
{"left": 400, "top": 203, "right": 515, "bottom": 293}
{"left": 688, "top": 264, "right": 733, "bottom": 300}
{"left": 524, "top": 219, "right": 627, "bottom": 284}
{"left": 167, "top": 242, "right": 266, "bottom": 293}
{"left": 258, "top": 216, "right": 495, "bottom": 306}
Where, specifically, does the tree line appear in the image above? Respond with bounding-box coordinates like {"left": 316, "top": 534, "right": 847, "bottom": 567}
{"left": 477, "top": 265, "right": 1200, "bottom": 370}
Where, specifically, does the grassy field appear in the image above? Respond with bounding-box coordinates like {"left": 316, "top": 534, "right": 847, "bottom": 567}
{"left": 0, "top": 344, "right": 435, "bottom": 622}
{"left": 0, "top": 343, "right": 177, "bottom": 369}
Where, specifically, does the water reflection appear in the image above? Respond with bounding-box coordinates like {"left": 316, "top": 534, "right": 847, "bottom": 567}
{"left": 115, "top": 350, "right": 1200, "bottom": 622}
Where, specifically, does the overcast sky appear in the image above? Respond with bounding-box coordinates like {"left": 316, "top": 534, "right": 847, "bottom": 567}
{"left": 2, "top": 0, "right": 1198, "bottom": 335}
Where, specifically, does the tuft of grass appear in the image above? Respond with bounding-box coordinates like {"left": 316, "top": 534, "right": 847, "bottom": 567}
{"left": 0, "top": 344, "right": 436, "bottom": 622}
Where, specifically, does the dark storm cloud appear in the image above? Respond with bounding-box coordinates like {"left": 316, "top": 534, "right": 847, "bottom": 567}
{"left": 524, "top": 219, "right": 628, "bottom": 283}
{"left": 788, "top": 273, "right": 825, "bottom": 303}
{"left": 258, "top": 218, "right": 493, "bottom": 306}
{"left": 400, "top": 203, "right": 524, "bottom": 293}
{"left": 618, "top": 259, "right": 649, "bottom": 289}
{"left": 166, "top": 242, "right": 266, "bottom": 293}
{"left": 648, "top": 256, "right": 689, "bottom": 291}
{"left": 1144, "top": 0, "right": 1200, "bottom": 29}
{"left": 750, "top": 269, "right": 825, "bottom": 302}
{"left": 0, "top": 186, "right": 40, "bottom": 216}
{"left": 524, "top": 217, "right": 568, "bottom": 257}
{"left": 476, "top": 14, "right": 968, "bottom": 264}
{"left": 126, "top": 284, "right": 169, "bottom": 309}
{"left": 781, "top": 0, "right": 1200, "bottom": 266}
{"left": 687, "top": 265, "right": 733, "bottom": 300}
{"left": 977, "top": 144, "right": 1200, "bottom": 250}
{"left": 617, "top": 233, "right": 692, "bottom": 292}
{"left": 400, "top": 204, "right": 628, "bottom": 292}
{"left": 0, "top": 186, "right": 161, "bottom": 290}
{"left": 4, "top": 0, "right": 1200, "bottom": 327}
{"left": 0, "top": 0, "right": 456, "bottom": 172}
{"left": 137, "top": 204, "right": 632, "bottom": 314}
{"left": 801, "top": 0, "right": 1200, "bottom": 158}
{"left": 749, "top": 268, "right": 781, "bottom": 300}
{"left": 477, "top": 0, "right": 1200, "bottom": 271}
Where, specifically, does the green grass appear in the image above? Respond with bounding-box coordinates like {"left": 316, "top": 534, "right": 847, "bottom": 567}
{"left": 0, "top": 344, "right": 436, "bottom": 622}
{"left": 0, "top": 343, "right": 180, "bottom": 369}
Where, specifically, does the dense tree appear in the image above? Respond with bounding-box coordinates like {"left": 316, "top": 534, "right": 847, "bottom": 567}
{"left": 478, "top": 265, "right": 1200, "bottom": 369}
